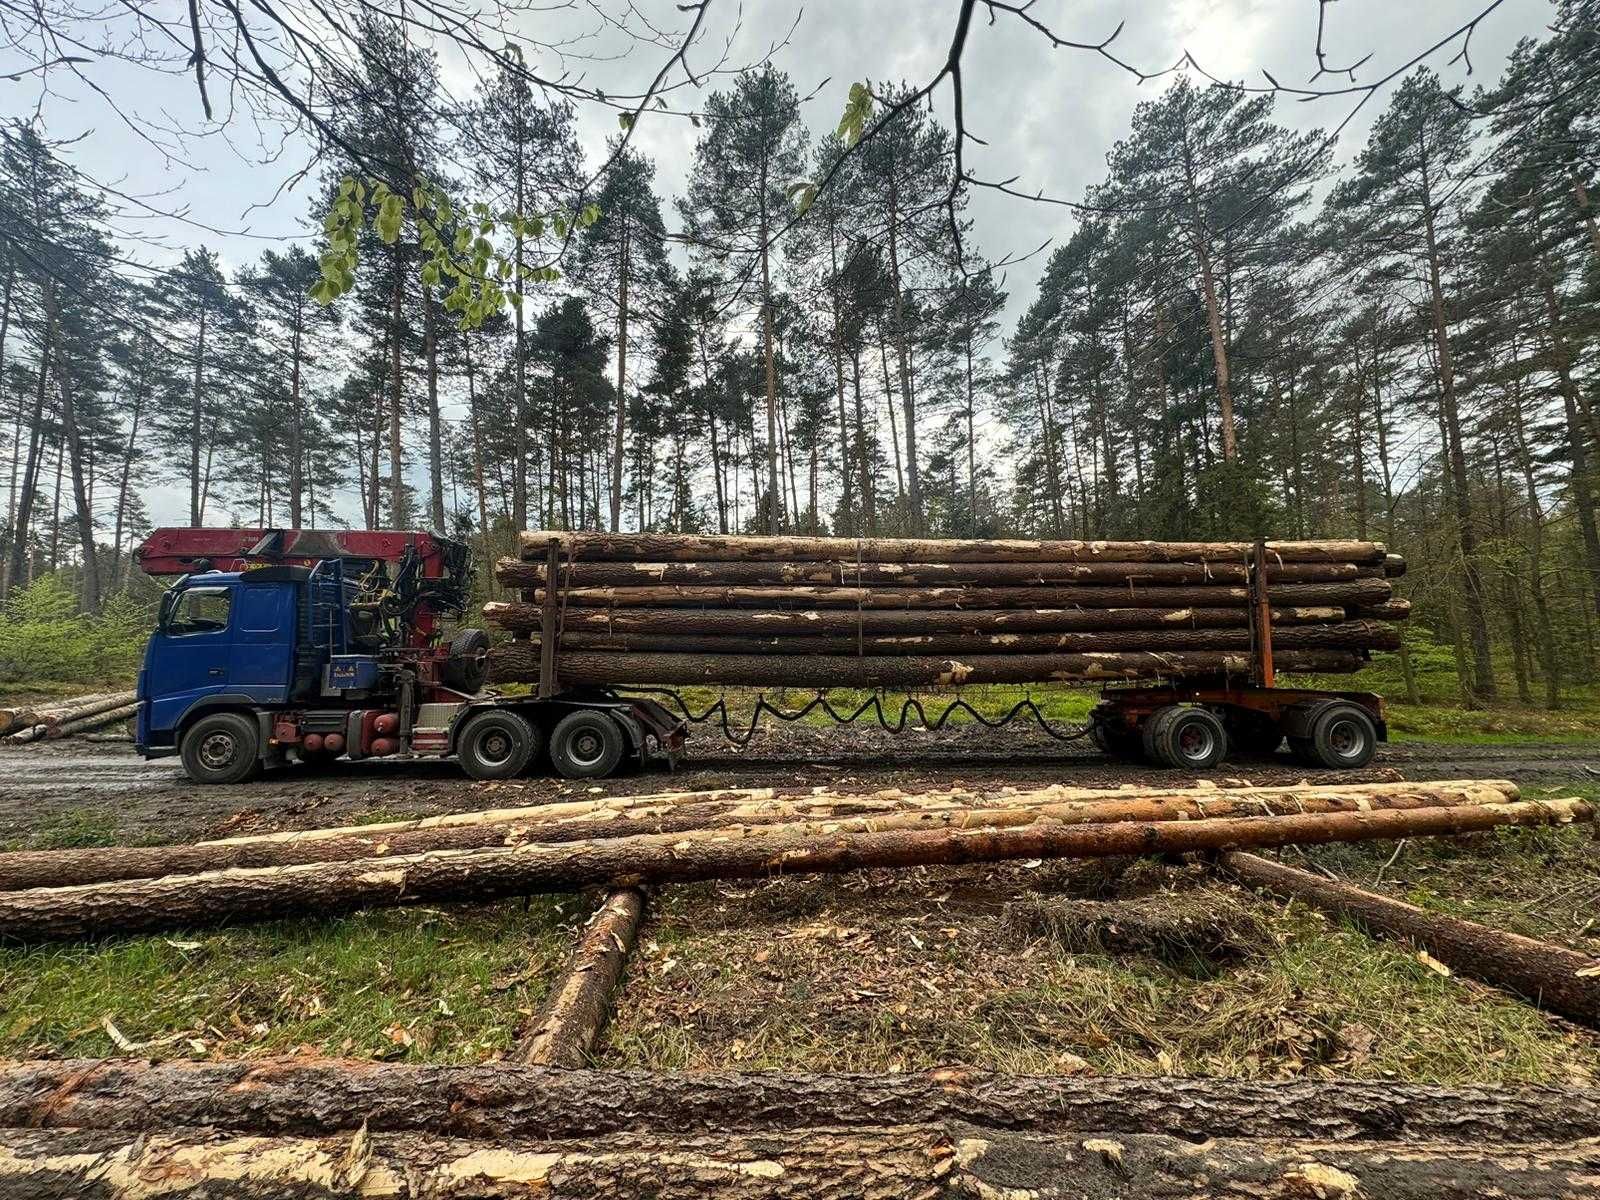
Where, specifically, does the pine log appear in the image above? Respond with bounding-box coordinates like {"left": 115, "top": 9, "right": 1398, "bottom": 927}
{"left": 0, "top": 708, "right": 38, "bottom": 737}
{"left": 1384, "top": 552, "right": 1407, "bottom": 577}
{"left": 0, "top": 799, "right": 1586, "bottom": 943}
{"left": 1348, "top": 599, "right": 1413, "bottom": 621}
{"left": 516, "top": 887, "right": 647, "bottom": 1067}
{"left": 0, "top": 1124, "right": 1592, "bottom": 1200}
{"left": 487, "top": 647, "right": 1367, "bottom": 688}
{"left": 1218, "top": 851, "right": 1600, "bottom": 1024}
{"left": 499, "top": 557, "right": 1378, "bottom": 589}
{"left": 0, "top": 780, "right": 1519, "bottom": 892}
{"left": 487, "top": 620, "right": 1401, "bottom": 658}
{"left": 35, "top": 691, "right": 137, "bottom": 726}
{"left": 43, "top": 701, "right": 140, "bottom": 740}
{"left": 506, "top": 579, "right": 1395, "bottom": 610}
{"left": 484, "top": 602, "right": 1349, "bottom": 636}
{"left": 3, "top": 1057, "right": 1597, "bottom": 1143}
{"left": 518, "top": 531, "right": 1389, "bottom": 566}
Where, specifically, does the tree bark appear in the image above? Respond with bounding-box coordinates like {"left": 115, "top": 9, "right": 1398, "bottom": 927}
{"left": 504, "top": 559, "right": 1378, "bottom": 588}
{"left": 0, "top": 1124, "right": 1593, "bottom": 1200}
{"left": 0, "top": 799, "right": 1584, "bottom": 943}
{"left": 516, "top": 887, "right": 646, "bottom": 1067}
{"left": 1218, "top": 851, "right": 1600, "bottom": 1025}
{"left": 488, "top": 647, "right": 1369, "bottom": 688}
{"left": 5, "top": 1057, "right": 1599, "bottom": 1144}
{"left": 517, "top": 532, "right": 1387, "bottom": 565}
{"left": 486, "top": 603, "right": 1347, "bottom": 636}
{"left": 0, "top": 780, "right": 1514, "bottom": 892}
{"left": 483, "top": 622, "right": 1399, "bottom": 658}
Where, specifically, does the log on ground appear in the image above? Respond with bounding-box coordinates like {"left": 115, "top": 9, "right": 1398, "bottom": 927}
{"left": 516, "top": 887, "right": 647, "bottom": 1068}
{"left": 0, "top": 799, "right": 1586, "bottom": 942}
{"left": 489, "top": 620, "right": 1401, "bottom": 658}
{"left": 0, "top": 1124, "right": 1592, "bottom": 1199}
{"left": 508, "top": 579, "right": 1394, "bottom": 610}
{"left": 499, "top": 557, "right": 1379, "bottom": 589}
{"left": 488, "top": 647, "right": 1367, "bottom": 688}
{"left": 518, "top": 531, "right": 1389, "bottom": 566}
{"left": 3, "top": 1057, "right": 1598, "bottom": 1143}
{"left": 0, "top": 780, "right": 1520, "bottom": 891}
{"left": 483, "top": 602, "right": 1350, "bottom": 636}
{"left": 1218, "top": 851, "right": 1600, "bottom": 1025}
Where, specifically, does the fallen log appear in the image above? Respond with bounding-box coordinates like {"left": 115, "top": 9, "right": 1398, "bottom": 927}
{"left": 518, "top": 532, "right": 1389, "bottom": 566}
{"left": 0, "top": 799, "right": 1586, "bottom": 942}
{"left": 0, "top": 780, "right": 1519, "bottom": 891}
{"left": 0, "top": 708, "right": 38, "bottom": 737}
{"left": 508, "top": 579, "right": 1394, "bottom": 610}
{"left": 516, "top": 887, "right": 647, "bottom": 1068}
{"left": 500, "top": 557, "right": 1379, "bottom": 589}
{"left": 489, "top": 620, "right": 1402, "bottom": 658}
{"left": 1218, "top": 851, "right": 1600, "bottom": 1025}
{"left": 0, "top": 1124, "right": 1592, "bottom": 1200}
{"left": 43, "top": 701, "right": 140, "bottom": 740}
{"left": 4, "top": 1057, "right": 1597, "bottom": 1143}
{"left": 484, "top": 602, "right": 1350, "bottom": 636}
{"left": 488, "top": 647, "right": 1367, "bottom": 688}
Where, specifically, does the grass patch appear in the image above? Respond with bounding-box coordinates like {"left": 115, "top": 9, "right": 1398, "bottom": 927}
{"left": 0, "top": 898, "right": 585, "bottom": 1063}
{"left": 2, "top": 809, "right": 124, "bottom": 852}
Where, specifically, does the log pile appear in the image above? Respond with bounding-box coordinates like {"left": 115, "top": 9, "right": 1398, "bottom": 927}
{"left": 1, "top": 1058, "right": 1597, "bottom": 1198}
{"left": 1, "top": 690, "right": 138, "bottom": 743}
{"left": 485, "top": 532, "right": 1409, "bottom": 688}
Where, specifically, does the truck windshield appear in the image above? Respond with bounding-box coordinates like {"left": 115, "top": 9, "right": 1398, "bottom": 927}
{"left": 164, "top": 586, "right": 232, "bottom": 636}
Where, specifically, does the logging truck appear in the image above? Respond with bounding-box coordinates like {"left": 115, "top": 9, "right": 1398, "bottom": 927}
{"left": 133, "top": 527, "right": 1390, "bottom": 784}
{"left": 133, "top": 528, "right": 684, "bottom": 784}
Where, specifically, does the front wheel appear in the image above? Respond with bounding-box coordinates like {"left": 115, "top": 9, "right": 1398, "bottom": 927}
{"left": 457, "top": 710, "right": 540, "bottom": 780}
{"left": 549, "top": 710, "right": 626, "bottom": 780}
{"left": 179, "top": 712, "right": 261, "bottom": 785}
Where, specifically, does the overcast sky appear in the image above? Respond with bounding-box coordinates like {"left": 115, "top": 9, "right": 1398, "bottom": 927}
{"left": 9, "top": 0, "right": 1555, "bottom": 527}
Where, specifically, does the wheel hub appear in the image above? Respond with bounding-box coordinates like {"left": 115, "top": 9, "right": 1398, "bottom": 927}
{"left": 198, "top": 732, "right": 236, "bottom": 769}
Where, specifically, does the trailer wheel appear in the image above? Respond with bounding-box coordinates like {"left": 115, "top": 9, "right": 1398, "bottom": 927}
{"left": 179, "top": 712, "right": 261, "bottom": 785}
{"left": 550, "top": 710, "right": 625, "bottom": 780}
{"left": 457, "top": 710, "right": 539, "bottom": 780}
{"left": 1144, "top": 705, "right": 1228, "bottom": 770}
{"left": 1299, "top": 702, "right": 1378, "bottom": 769}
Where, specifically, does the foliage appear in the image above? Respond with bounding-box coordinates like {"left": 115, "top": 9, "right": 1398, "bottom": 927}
{"left": 0, "top": 576, "right": 150, "bottom": 685}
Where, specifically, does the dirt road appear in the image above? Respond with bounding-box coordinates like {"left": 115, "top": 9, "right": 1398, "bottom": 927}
{"left": 3, "top": 727, "right": 1595, "bottom": 846}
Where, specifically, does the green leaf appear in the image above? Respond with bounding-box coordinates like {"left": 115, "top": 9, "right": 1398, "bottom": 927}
{"left": 421, "top": 261, "right": 440, "bottom": 287}
{"left": 580, "top": 203, "right": 601, "bottom": 228}
{"left": 837, "top": 81, "right": 873, "bottom": 147}
{"left": 618, "top": 111, "right": 635, "bottom": 131}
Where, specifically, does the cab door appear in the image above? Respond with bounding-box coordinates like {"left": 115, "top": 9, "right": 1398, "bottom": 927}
{"left": 229, "top": 582, "right": 295, "bottom": 697}
{"left": 142, "top": 583, "right": 235, "bottom": 736}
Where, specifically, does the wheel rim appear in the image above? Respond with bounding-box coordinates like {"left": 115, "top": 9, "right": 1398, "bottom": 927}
{"left": 1175, "top": 720, "right": 1215, "bottom": 762}
{"left": 198, "top": 731, "right": 238, "bottom": 770}
{"left": 477, "top": 728, "right": 515, "bottom": 766}
{"left": 1326, "top": 717, "right": 1366, "bottom": 760}
{"left": 568, "top": 727, "right": 607, "bottom": 769}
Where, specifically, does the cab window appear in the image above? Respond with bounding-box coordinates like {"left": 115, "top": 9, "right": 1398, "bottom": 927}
{"left": 164, "top": 586, "right": 232, "bottom": 636}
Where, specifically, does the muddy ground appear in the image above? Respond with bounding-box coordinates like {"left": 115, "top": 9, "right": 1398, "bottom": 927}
{"left": 2, "top": 724, "right": 1598, "bottom": 845}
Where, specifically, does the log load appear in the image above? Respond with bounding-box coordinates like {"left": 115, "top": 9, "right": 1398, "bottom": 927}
{"left": 489, "top": 647, "right": 1368, "bottom": 688}
{"left": 0, "top": 798, "right": 1585, "bottom": 942}
{"left": 1, "top": 1123, "right": 1594, "bottom": 1199}
{"left": 3, "top": 1056, "right": 1598, "bottom": 1143}
{"left": 2, "top": 691, "right": 138, "bottom": 743}
{"left": 0, "top": 780, "right": 1520, "bottom": 892}
{"left": 1218, "top": 851, "right": 1600, "bottom": 1025}
{"left": 489, "top": 533, "right": 1408, "bottom": 690}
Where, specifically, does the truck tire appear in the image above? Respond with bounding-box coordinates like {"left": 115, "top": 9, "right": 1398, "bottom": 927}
{"left": 442, "top": 628, "right": 491, "bottom": 694}
{"left": 1145, "top": 705, "right": 1228, "bottom": 770}
{"left": 179, "top": 712, "right": 261, "bottom": 785}
{"left": 1294, "top": 702, "right": 1378, "bottom": 770}
{"left": 550, "top": 710, "right": 625, "bottom": 780}
{"left": 457, "top": 710, "right": 539, "bottom": 780}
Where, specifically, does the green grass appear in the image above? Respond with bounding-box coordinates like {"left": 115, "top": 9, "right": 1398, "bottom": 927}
{"left": 0, "top": 899, "right": 584, "bottom": 1062}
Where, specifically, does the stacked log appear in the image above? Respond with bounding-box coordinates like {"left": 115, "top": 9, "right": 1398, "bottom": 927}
{"left": 486, "top": 533, "right": 1408, "bottom": 688}
{"left": 2, "top": 690, "right": 138, "bottom": 743}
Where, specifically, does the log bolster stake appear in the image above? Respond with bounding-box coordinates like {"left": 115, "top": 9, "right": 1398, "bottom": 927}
{"left": 1217, "top": 850, "right": 1600, "bottom": 1026}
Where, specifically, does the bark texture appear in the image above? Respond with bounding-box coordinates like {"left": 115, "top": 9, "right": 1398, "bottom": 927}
{"left": 0, "top": 1125, "right": 1593, "bottom": 1199}
{"left": 3, "top": 1058, "right": 1597, "bottom": 1143}
{"left": 0, "top": 780, "right": 1517, "bottom": 891}
{"left": 0, "top": 799, "right": 1585, "bottom": 942}
{"left": 518, "top": 531, "right": 1388, "bottom": 565}
{"left": 488, "top": 647, "right": 1367, "bottom": 688}
{"left": 515, "top": 887, "right": 646, "bottom": 1068}
{"left": 1219, "top": 851, "right": 1600, "bottom": 1024}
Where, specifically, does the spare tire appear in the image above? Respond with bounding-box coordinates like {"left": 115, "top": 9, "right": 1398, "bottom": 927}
{"left": 442, "top": 628, "right": 491, "bottom": 693}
